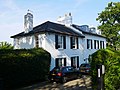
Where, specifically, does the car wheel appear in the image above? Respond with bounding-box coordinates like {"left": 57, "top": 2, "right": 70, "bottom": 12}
{"left": 61, "top": 77, "right": 67, "bottom": 83}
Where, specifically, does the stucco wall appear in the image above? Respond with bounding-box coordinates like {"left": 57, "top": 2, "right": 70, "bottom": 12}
{"left": 13, "top": 32, "right": 106, "bottom": 70}
{"left": 83, "top": 34, "right": 106, "bottom": 62}
{"left": 44, "top": 33, "right": 85, "bottom": 70}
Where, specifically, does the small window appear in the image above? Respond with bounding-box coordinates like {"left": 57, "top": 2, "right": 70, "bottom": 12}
{"left": 55, "top": 58, "right": 66, "bottom": 67}
{"left": 87, "top": 39, "right": 92, "bottom": 49}
{"left": 55, "top": 35, "right": 66, "bottom": 49}
{"left": 94, "top": 40, "right": 99, "bottom": 49}
{"left": 35, "top": 34, "right": 39, "bottom": 48}
{"left": 70, "top": 37, "right": 78, "bottom": 49}
{"left": 100, "top": 41, "right": 104, "bottom": 49}
{"left": 97, "top": 40, "right": 99, "bottom": 49}
{"left": 71, "top": 56, "right": 79, "bottom": 68}
{"left": 94, "top": 40, "right": 97, "bottom": 49}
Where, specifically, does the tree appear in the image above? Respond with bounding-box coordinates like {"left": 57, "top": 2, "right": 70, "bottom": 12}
{"left": 96, "top": 2, "right": 120, "bottom": 50}
{"left": 0, "top": 41, "right": 13, "bottom": 49}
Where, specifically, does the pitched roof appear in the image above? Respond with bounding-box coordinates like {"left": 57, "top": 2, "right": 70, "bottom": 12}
{"left": 11, "top": 21, "right": 85, "bottom": 38}
{"left": 72, "top": 24, "right": 106, "bottom": 38}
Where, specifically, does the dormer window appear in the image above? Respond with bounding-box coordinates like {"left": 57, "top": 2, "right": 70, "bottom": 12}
{"left": 70, "top": 37, "right": 78, "bottom": 49}
{"left": 55, "top": 35, "right": 66, "bottom": 49}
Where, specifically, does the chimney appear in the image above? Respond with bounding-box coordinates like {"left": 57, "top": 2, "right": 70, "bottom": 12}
{"left": 57, "top": 13, "right": 72, "bottom": 26}
{"left": 24, "top": 10, "right": 33, "bottom": 33}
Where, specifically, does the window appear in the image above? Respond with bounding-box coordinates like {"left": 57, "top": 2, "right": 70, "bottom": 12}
{"left": 35, "top": 34, "right": 39, "bottom": 48}
{"left": 94, "top": 40, "right": 97, "bottom": 49}
{"left": 94, "top": 40, "right": 99, "bottom": 49}
{"left": 71, "top": 56, "right": 79, "bottom": 68}
{"left": 55, "top": 35, "right": 66, "bottom": 49}
{"left": 23, "top": 36, "right": 31, "bottom": 43}
{"left": 100, "top": 41, "right": 104, "bottom": 49}
{"left": 70, "top": 37, "right": 78, "bottom": 49}
{"left": 87, "top": 39, "right": 92, "bottom": 49}
{"left": 58, "top": 36, "right": 63, "bottom": 48}
{"left": 97, "top": 40, "right": 99, "bottom": 49}
{"left": 16, "top": 38, "right": 20, "bottom": 45}
{"left": 55, "top": 58, "right": 66, "bottom": 67}
{"left": 23, "top": 37, "right": 26, "bottom": 43}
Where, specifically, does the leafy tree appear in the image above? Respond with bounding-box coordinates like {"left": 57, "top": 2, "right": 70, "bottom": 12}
{"left": 96, "top": 2, "right": 120, "bottom": 50}
{"left": 0, "top": 41, "right": 13, "bottom": 49}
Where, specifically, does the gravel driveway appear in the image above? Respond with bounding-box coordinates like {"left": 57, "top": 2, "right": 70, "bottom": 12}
{"left": 18, "top": 75, "right": 92, "bottom": 90}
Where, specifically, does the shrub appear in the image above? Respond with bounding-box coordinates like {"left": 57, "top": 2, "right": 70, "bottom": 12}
{"left": 90, "top": 49, "right": 120, "bottom": 90}
{"left": 0, "top": 48, "right": 51, "bottom": 89}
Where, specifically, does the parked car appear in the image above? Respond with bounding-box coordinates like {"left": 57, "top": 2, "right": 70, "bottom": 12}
{"left": 79, "top": 63, "right": 90, "bottom": 75}
{"left": 48, "top": 66, "right": 80, "bottom": 83}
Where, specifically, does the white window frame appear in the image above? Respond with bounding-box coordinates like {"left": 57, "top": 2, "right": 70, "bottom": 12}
{"left": 71, "top": 37, "right": 78, "bottom": 49}
{"left": 71, "top": 56, "right": 79, "bottom": 68}
{"left": 87, "top": 39, "right": 92, "bottom": 49}
{"left": 58, "top": 35, "right": 64, "bottom": 49}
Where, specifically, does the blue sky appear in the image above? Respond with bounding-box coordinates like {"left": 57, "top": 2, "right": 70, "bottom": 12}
{"left": 0, "top": 0, "right": 119, "bottom": 43}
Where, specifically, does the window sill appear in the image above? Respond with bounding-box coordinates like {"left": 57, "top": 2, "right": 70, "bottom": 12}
{"left": 71, "top": 48, "right": 78, "bottom": 50}
{"left": 58, "top": 48, "right": 64, "bottom": 50}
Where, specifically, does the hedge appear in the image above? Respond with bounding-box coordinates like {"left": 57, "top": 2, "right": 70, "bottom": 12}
{"left": 0, "top": 48, "right": 51, "bottom": 89}
{"left": 90, "top": 48, "right": 120, "bottom": 90}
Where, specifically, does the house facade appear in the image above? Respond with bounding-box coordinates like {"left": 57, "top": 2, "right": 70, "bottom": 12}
{"left": 11, "top": 12, "right": 106, "bottom": 70}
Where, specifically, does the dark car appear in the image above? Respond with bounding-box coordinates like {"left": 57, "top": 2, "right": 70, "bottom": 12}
{"left": 79, "top": 63, "right": 90, "bottom": 75}
{"left": 48, "top": 66, "right": 80, "bottom": 83}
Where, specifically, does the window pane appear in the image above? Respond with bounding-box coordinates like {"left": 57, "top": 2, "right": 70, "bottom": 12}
{"left": 71, "top": 56, "right": 79, "bottom": 68}
{"left": 56, "top": 58, "right": 66, "bottom": 67}
{"left": 57, "top": 35, "right": 64, "bottom": 49}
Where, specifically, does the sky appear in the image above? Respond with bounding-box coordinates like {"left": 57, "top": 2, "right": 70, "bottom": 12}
{"left": 0, "top": 0, "right": 120, "bottom": 44}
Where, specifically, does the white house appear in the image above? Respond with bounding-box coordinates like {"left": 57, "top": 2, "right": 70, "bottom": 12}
{"left": 11, "top": 12, "right": 106, "bottom": 70}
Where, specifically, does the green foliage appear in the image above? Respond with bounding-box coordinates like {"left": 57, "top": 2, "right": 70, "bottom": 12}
{"left": 0, "top": 42, "right": 13, "bottom": 49}
{"left": 90, "top": 49, "right": 120, "bottom": 90}
{"left": 96, "top": 2, "right": 120, "bottom": 50}
{"left": 0, "top": 48, "right": 51, "bottom": 89}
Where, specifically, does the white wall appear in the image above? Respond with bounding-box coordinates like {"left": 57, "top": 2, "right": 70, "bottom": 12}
{"left": 14, "top": 35, "right": 35, "bottom": 49}
{"left": 83, "top": 34, "right": 106, "bottom": 62}
{"left": 44, "top": 33, "right": 85, "bottom": 70}
{"left": 13, "top": 32, "right": 106, "bottom": 71}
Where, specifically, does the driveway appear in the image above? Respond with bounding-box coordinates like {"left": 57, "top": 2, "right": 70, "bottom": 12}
{"left": 17, "top": 75, "right": 92, "bottom": 90}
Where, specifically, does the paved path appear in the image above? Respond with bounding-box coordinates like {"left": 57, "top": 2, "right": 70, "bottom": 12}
{"left": 17, "top": 75, "right": 92, "bottom": 90}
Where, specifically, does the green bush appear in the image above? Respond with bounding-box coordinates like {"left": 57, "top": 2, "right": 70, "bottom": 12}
{"left": 0, "top": 48, "right": 51, "bottom": 89}
{"left": 90, "top": 49, "right": 120, "bottom": 90}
